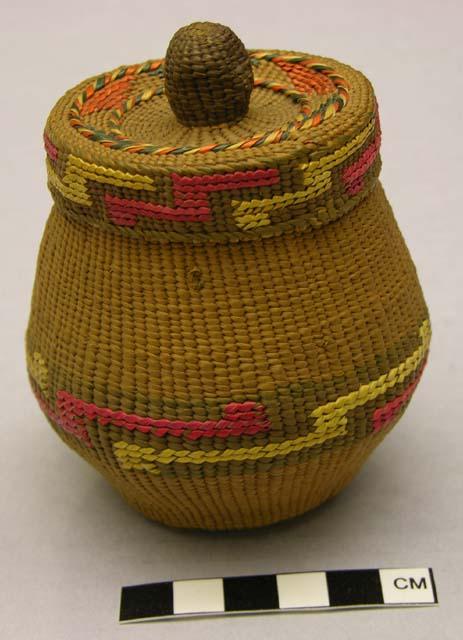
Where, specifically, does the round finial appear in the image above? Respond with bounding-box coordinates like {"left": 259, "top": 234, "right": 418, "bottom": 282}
{"left": 164, "top": 22, "right": 254, "bottom": 127}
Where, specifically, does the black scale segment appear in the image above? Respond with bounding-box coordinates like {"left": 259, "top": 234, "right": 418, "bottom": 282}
{"left": 326, "top": 569, "right": 384, "bottom": 606}
{"left": 223, "top": 574, "right": 279, "bottom": 611}
{"left": 120, "top": 581, "right": 173, "bottom": 621}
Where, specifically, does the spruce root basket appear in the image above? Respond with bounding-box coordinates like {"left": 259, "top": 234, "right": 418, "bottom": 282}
{"left": 26, "top": 22, "right": 430, "bottom": 530}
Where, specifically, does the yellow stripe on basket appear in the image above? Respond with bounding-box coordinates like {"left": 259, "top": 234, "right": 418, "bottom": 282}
{"left": 300, "top": 117, "right": 376, "bottom": 176}
{"left": 232, "top": 172, "right": 332, "bottom": 228}
{"left": 310, "top": 319, "right": 431, "bottom": 435}
{"left": 113, "top": 319, "right": 430, "bottom": 475}
{"left": 47, "top": 155, "right": 155, "bottom": 206}
{"left": 26, "top": 351, "right": 48, "bottom": 394}
{"left": 46, "top": 159, "right": 90, "bottom": 206}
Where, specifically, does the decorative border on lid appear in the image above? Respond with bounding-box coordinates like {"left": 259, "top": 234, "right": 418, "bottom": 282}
{"left": 45, "top": 102, "right": 381, "bottom": 243}
{"left": 68, "top": 53, "right": 350, "bottom": 156}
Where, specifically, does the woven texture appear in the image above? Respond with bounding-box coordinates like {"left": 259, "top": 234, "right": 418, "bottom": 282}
{"left": 26, "top": 22, "right": 430, "bottom": 530}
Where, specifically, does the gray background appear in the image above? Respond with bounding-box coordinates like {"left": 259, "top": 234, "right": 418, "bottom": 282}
{"left": 1, "top": 1, "right": 461, "bottom": 638}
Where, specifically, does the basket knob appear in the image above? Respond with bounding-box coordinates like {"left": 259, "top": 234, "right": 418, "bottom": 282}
{"left": 164, "top": 22, "right": 254, "bottom": 127}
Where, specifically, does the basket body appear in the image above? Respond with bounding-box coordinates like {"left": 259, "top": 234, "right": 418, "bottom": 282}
{"left": 26, "top": 180, "right": 429, "bottom": 529}
{"left": 26, "top": 37, "right": 430, "bottom": 529}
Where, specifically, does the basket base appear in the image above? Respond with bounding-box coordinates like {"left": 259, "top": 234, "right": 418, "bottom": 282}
{"left": 57, "top": 420, "right": 395, "bottom": 530}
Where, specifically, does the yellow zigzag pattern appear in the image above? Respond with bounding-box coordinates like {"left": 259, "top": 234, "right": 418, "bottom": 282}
{"left": 114, "top": 319, "right": 430, "bottom": 475}
{"left": 46, "top": 155, "right": 155, "bottom": 206}
{"left": 232, "top": 117, "right": 376, "bottom": 230}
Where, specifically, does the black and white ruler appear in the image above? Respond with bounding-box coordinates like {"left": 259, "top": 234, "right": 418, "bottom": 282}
{"left": 119, "top": 567, "right": 438, "bottom": 623}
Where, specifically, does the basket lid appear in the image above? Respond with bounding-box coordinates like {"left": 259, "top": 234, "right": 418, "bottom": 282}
{"left": 44, "top": 21, "right": 381, "bottom": 243}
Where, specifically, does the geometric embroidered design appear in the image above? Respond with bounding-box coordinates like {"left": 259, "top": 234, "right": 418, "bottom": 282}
{"left": 342, "top": 130, "right": 381, "bottom": 195}
{"left": 47, "top": 155, "right": 155, "bottom": 206}
{"left": 232, "top": 168, "right": 331, "bottom": 230}
{"left": 113, "top": 320, "right": 430, "bottom": 475}
{"left": 231, "top": 114, "right": 380, "bottom": 230}
{"left": 105, "top": 168, "right": 280, "bottom": 226}
{"left": 33, "top": 389, "right": 93, "bottom": 448}
{"left": 310, "top": 320, "right": 430, "bottom": 440}
{"left": 46, "top": 112, "right": 380, "bottom": 232}
{"left": 372, "top": 360, "right": 426, "bottom": 432}
{"left": 53, "top": 393, "right": 271, "bottom": 440}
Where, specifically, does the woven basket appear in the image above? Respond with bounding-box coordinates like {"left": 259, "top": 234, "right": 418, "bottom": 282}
{"left": 26, "top": 22, "right": 430, "bottom": 530}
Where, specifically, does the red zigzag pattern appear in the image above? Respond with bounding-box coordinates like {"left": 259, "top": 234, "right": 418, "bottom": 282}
{"left": 105, "top": 168, "right": 280, "bottom": 226}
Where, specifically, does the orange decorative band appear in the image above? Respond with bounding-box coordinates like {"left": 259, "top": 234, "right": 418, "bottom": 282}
{"left": 105, "top": 168, "right": 280, "bottom": 225}
{"left": 40, "top": 391, "right": 271, "bottom": 441}
{"left": 68, "top": 53, "right": 350, "bottom": 155}
{"left": 274, "top": 60, "right": 335, "bottom": 95}
{"left": 80, "top": 75, "right": 136, "bottom": 116}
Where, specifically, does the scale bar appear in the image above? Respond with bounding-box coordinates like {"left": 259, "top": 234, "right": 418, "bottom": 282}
{"left": 119, "top": 567, "right": 437, "bottom": 623}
